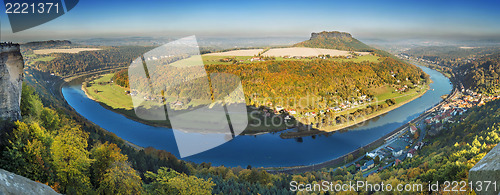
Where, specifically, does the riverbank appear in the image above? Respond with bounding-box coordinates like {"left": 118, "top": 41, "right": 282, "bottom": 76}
{"left": 280, "top": 83, "right": 430, "bottom": 138}
{"left": 267, "top": 72, "right": 458, "bottom": 173}
{"left": 62, "top": 64, "right": 451, "bottom": 167}
{"left": 56, "top": 68, "right": 145, "bottom": 151}
{"left": 269, "top": 87, "right": 457, "bottom": 174}
{"left": 81, "top": 73, "right": 295, "bottom": 134}
{"left": 82, "top": 71, "right": 430, "bottom": 137}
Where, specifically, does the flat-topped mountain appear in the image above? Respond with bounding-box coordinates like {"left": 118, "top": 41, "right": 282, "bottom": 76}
{"left": 295, "top": 31, "right": 374, "bottom": 52}
{"left": 310, "top": 31, "right": 353, "bottom": 40}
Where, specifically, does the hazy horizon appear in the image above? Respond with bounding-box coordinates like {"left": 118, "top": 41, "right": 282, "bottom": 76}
{"left": 1, "top": 0, "right": 500, "bottom": 43}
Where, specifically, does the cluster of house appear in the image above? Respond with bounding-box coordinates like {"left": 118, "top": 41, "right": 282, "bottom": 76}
{"left": 395, "top": 84, "right": 408, "bottom": 92}
{"left": 367, "top": 136, "right": 417, "bottom": 161}
{"left": 129, "top": 93, "right": 160, "bottom": 102}
{"left": 407, "top": 142, "right": 424, "bottom": 158}
{"left": 360, "top": 134, "right": 426, "bottom": 173}
{"left": 314, "top": 95, "right": 373, "bottom": 115}
{"left": 220, "top": 58, "right": 234, "bottom": 62}
{"left": 250, "top": 57, "right": 265, "bottom": 62}
{"left": 144, "top": 55, "right": 173, "bottom": 61}
{"left": 397, "top": 53, "right": 477, "bottom": 66}
{"left": 126, "top": 90, "right": 186, "bottom": 107}
{"left": 283, "top": 108, "right": 297, "bottom": 115}
{"left": 127, "top": 90, "right": 157, "bottom": 101}
{"left": 334, "top": 96, "right": 372, "bottom": 111}
{"left": 270, "top": 95, "right": 373, "bottom": 120}
{"left": 424, "top": 89, "right": 500, "bottom": 135}
{"left": 397, "top": 53, "right": 441, "bottom": 65}
{"left": 282, "top": 55, "right": 314, "bottom": 59}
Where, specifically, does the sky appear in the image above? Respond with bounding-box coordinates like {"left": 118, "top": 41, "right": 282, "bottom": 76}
{"left": 1, "top": 0, "right": 500, "bottom": 42}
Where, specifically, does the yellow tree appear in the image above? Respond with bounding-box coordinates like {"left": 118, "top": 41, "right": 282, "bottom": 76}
{"left": 51, "top": 125, "right": 92, "bottom": 194}
{"left": 1, "top": 121, "right": 52, "bottom": 183}
{"left": 90, "top": 142, "right": 127, "bottom": 186}
{"left": 97, "top": 161, "right": 143, "bottom": 195}
{"left": 145, "top": 167, "right": 215, "bottom": 195}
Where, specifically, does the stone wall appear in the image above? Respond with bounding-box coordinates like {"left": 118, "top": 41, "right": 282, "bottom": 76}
{"left": 0, "top": 43, "right": 24, "bottom": 121}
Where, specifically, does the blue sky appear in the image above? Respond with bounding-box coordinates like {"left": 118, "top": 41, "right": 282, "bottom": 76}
{"left": 1, "top": 0, "right": 500, "bottom": 41}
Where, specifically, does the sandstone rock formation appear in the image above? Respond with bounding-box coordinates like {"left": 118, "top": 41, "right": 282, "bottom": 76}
{"left": 0, "top": 169, "right": 59, "bottom": 195}
{"left": 469, "top": 143, "right": 500, "bottom": 195}
{"left": 310, "top": 31, "right": 352, "bottom": 40}
{"left": 0, "top": 43, "right": 24, "bottom": 121}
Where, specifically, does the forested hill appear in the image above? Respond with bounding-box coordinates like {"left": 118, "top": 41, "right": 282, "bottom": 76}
{"left": 294, "top": 31, "right": 374, "bottom": 52}
{"left": 22, "top": 40, "right": 72, "bottom": 49}
{"left": 22, "top": 46, "right": 154, "bottom": 77}
{"left": 461, "top": 52, "right": 500, "bottom": 94}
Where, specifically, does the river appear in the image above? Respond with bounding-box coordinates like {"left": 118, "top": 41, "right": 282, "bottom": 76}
{"left": 61, "top": 65, "right": 451, "bottom": 168}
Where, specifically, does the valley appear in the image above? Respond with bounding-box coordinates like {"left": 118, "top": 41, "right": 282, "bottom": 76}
{"left": 79, "top": 32, "right": 429, "bottom": 135}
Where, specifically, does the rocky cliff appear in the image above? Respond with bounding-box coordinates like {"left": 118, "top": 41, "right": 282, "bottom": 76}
{"left": 310, "top": 31, "right": 353, "bottom": 40}
{"left": 469, "top": 143, "right": 500, "bottom": 195}
{"left": 0, "top": 43, "right": 24, "bottom": 121}
{"left": 294, "top": 31, "right": 374, "bottom": 52}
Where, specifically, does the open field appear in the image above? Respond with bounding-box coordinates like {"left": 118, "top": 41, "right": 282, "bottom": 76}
{"left": 171, "top": 54, "right": 379, "bottom": 66}
{"left": 33, "top": 48, "right": 101, "bottom": 54}
{"left": 331, "top": 54, "right": 379, "bottom": 63}
{"left": 84, "top": 74, "right": 134, "bottom": 109}
{"left": 459, "top": 46, "right": 479, "bottom": 49}
{"left": 262, "top": 47, "right": 370, "bottom": 57}
{"left": 204, "top": 49, "right": 263, "bottom": 56}
{"left": 204, "top": 47, "right": 370, "bottom": 58}
{"left": 155, "top": 47, "right": 379, "bottom": 67}
{"left": 83, "top": 73, "right": 292, "bottom": 133}
{"left": 202, "top": 55, "right": 254, "bottom": 65}
{"left": 33, "top": 56, "right": 56, "bottom": 62}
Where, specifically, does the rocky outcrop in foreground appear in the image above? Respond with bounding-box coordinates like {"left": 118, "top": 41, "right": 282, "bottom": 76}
{"left": 469, "top": 143, "right": 500, "bottom": 195}
{"left": 0, "top": 43, "right": 24, "bottom": 121}
{"left": 0, "top": 169, "right": 59, "bottom": 195}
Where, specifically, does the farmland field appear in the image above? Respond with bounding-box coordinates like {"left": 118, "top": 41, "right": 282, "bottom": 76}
{"left": 263, "top": 47, "right": 370, "bottom": 57}
{"left": 204, "top": 49, "right": 263, "bottom": 56}
{"left": 204, "top": 47, "right": 370, "bottom": 57}
{"left": 33, "top": 48, "right": 102, "bottom": 54}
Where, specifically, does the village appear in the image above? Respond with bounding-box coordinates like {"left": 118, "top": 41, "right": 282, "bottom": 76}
{"left": 345, "top": 87, "right": 500, "bottom": 177}
{"left": 424, "top": 89, "right": 500, "bottom": 135}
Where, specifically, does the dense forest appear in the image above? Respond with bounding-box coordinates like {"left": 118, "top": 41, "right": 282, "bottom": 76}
{"left": 461, "top": 53, "right": 500, "bottom": 95}
{"left": 402, "top": 46, "right": 500, "bottom": 95}
{"left": 403, "top": 46, "right": 500, "bottom": 67}
{"left": 25, "top": 46, "right": 154, "bottom": 77}
{"left": 112, "top": 69, "right": 129, "bottom": 88}
{"left": 22, "top": 40, "right": 72, "bottom": 50}
{"left": 121, "top": 56, "right": 426, "bottom": 110}
{"left": 0, "top": 84, "right": 298, "bottom": 194}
